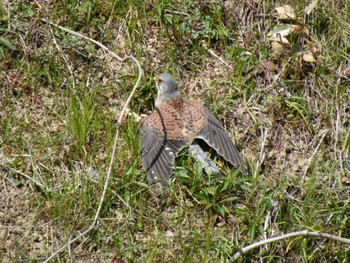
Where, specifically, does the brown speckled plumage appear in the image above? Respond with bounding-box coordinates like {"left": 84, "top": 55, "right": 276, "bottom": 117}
{"left": 140, "top": 73, "right": 246, "bottom": 187}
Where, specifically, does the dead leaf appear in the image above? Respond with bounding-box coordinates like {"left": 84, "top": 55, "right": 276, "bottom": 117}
{"left": 271, "top": 41, "right": 284, "bottom": 55}
{"left": 302, "top": 53, "right": 316, "bottom": 63}
{"left": 342, "top": 177, "right": 350, "bottom": 185}
{"left": 273, "top": 5, "right": 297, "bottom": 20}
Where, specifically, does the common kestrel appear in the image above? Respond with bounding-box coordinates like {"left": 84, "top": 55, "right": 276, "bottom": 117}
{"left": 140, "top": 73, "right": 246, "bottom": 188}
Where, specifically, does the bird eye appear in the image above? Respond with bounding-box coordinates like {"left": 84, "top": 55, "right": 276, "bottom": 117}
{"left": 154, "top": 76, "right": 161, "bottom": 83}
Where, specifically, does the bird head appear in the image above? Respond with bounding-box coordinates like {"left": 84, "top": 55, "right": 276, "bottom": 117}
{"left": 155, "top": 73, "right": 181, "bottom": 104}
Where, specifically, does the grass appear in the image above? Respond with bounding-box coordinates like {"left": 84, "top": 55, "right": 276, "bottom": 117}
{"left": 0, "top": 0, "right": 350, "bottom": 262}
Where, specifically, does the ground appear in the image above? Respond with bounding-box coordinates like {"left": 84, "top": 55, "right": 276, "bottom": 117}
{"left": 0, "top": 0, "right": 349, "bottom": 262}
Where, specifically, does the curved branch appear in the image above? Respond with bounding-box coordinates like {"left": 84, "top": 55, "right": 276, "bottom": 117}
{"left": 233, "top": 230, "right": 350, "bottom": 260}
{"left": 41, "top": 20, "right": 143, "bottom": 262}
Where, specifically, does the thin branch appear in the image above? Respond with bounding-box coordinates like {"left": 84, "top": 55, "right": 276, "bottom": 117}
{"left": 41, "top": 19, "right": 124, "bottom": 62}
{"left": 232, "top": 230, "right": 350, "bottom": 260}
{"left": 41, "top": 20, "right": 143, "bottom": 262}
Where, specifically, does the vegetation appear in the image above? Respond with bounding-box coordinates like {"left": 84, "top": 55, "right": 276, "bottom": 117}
{"left": 0, "top": 0, "right": 349, "bottom": 262}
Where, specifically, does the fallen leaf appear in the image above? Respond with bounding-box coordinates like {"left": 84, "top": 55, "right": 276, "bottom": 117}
{"left": 342, "top": 177, "right": 350, "bottom": 185}
{"left": 271, "top": 41, "right": 284, "bottom": 55}
{"left": 273, "top": 5, "right": 297, "bottom": 20}
{"left": 302, "top": 53, "right": 316, "bottom": 62}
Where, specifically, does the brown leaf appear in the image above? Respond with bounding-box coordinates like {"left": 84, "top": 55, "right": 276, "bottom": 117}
{"left": 342, "top": 177, "right": 350, "bottom": 185}
{"left": 273, "top": 5, "right": 297, "bottom": 20}
{"left": 302, "top": 53, "right": 316, "bottom": 63}
{"left": 271, "top": 41, "right": 284, "bottom": 55}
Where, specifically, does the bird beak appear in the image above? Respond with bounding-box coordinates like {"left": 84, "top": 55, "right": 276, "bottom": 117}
{"left": 154, "top": 76, "right": 160, "bottom": 90}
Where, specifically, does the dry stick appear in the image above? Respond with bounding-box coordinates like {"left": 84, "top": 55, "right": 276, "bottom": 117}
{"left": 41, "top": 20, "right": 143, "bottom": 262}
{"left": 232, "top": 230, "right": 350, "bottom": 260}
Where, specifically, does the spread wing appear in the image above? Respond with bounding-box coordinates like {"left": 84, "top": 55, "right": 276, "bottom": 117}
{"left": 196, "top": 110, "right": 247, "bottom": 175}
{"left": 139, "top": 111, "right": 188, "bottom": 187}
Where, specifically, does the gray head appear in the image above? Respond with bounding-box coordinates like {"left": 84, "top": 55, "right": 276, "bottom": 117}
{"left": 155, "top": 73, "right": 181, "bottom": 103}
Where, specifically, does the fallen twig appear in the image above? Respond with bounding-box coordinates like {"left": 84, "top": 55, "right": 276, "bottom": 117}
{"left": 40, "top": 19, "right": 142, "bottom": 262}
{"left": 232, "top": 229, "right": 350, "bottom": 260}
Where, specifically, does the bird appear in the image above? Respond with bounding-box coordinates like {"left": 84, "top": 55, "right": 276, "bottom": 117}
{"left": 139, "top": 73, "right": 246, "bottom": 188}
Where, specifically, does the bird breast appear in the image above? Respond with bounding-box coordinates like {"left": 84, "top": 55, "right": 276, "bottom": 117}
{"left": 152, "top": 98, "right": 208, "bottom": 142}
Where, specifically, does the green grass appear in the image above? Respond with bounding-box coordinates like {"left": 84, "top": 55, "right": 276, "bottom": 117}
{"left": 0, "top": 0, "right": 350, "bottom": 262}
